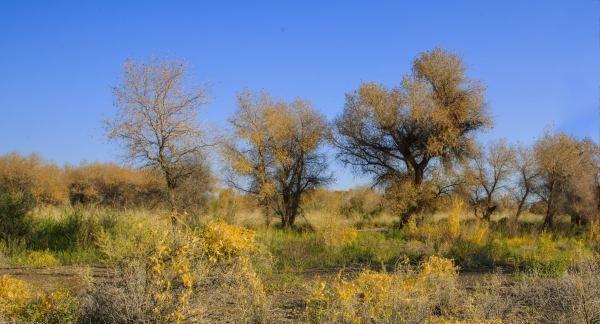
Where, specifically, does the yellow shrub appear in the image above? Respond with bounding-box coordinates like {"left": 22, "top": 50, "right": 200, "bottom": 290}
{"left": 587, "top": 220, "right": 600, "bottom": 249}
{"left": 22, "top": 250, "right": 60, "bottom": 267}
{"left": 420, "top": 255, "right": 459, "bottom": 277}
{"left": 447, "top": 199, "right": 463, "bottom": 240}
{"left": 0, "top": 275, "right": 79, "bottom": 322}
{"left": 316, "top": 215, "right": 358, "bottom": 248}
{"left": 462, "top": 220, "right": 489, "bottom": 245}
{"left": 201, "top": 221, "right": 257, "bottom": 262}
{"left": 307, "top": 256, "right": 461, "bottom": 323}
{"left": 337, "top": 270, "right": 394, "bottom": 322}
{"left": 0, "top": 275, "right": 31, "bottom": 319}
{"left": 407, "top": 221, "right": 446, "bottom": 244}
{"left": 148, "top": 230, "right": 205, "bottom": 323}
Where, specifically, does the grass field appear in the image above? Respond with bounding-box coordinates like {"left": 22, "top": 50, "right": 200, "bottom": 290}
{"left": 0, "top": 205, "right": 598, "bottom": 323}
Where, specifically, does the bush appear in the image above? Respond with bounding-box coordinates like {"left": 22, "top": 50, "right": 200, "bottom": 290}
{"left": 85, "top": 225, "right": 268, "bottom": 323}
{"left": 95, "top": 213, "right": 165, "bottom": 263}
{"left": 0, "top": 188, "right": 34, "bottom": 240}
{"left": 29, "top": 209, "right": 106, "bottom": 251}
{"left": 65, "top": 163, "right": 165, "bottom": 208}
{"left": 0, "top": 275, "right": 31, "bottom": 321}
{"left": 471, "top": 259, "right": 600, "bottom": 323}
{"left": 201, "top": 221, "right": 258, "bottom": 263}
{"left": 20, "top": 250, "right": 61, "bottom": 267}
{"left": 199, "top": 256, "right": 268, "bottom": 323}
{"left": 0, "top": 275, "right": 79, "bottom": 323}
{"left": 22, "top": 289, "right": 80, "bottom": 323}
{"left": 84, "top": 230, "right": 205, "bottom": 323}
{"left": 338, "top": 186, "right": 384, "bottom": 220}
{"left": 316, "top": 214, "right": 358, "bottom": 248}
{"left": 306, "top": 256, "right": 461, "bottom": 323}
{"left": 0, "top": 153, "right": 68, "bottom": 206}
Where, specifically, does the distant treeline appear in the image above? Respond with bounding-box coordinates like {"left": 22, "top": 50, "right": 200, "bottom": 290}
{"left": 0, "top": 152, "right": 210, "bottom": 210}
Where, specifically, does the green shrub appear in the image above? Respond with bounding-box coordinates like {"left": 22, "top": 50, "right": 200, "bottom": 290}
{"left": 447, "top": 240, "right": 494, "bottom": 270}
{"left": 29, "top": 210, "right": 104, "bottom": 251}
{"left": 22, "top": 289, "right": 80, "bottom": 323}
{"left": 0, "top": 188, "right": 34, "bottom": 240}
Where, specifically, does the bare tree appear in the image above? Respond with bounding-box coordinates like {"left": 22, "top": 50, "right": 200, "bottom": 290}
{"left": 466, "top": 141, "right": 515, "bottom": 221}
{"left": 333, "top": 48, "right": 491, "bottom": 223}
{"left": 222, "top": 91, "right": 332, "bottom": 228}
{"left": 105, "top": 58, "right": 210, "bottom": 211}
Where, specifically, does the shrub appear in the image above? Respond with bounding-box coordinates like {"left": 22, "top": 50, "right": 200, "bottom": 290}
{"left": 316, "top": 214, "right": 358, "bottom": 248}
{"left": 0, "top": 188, "right": 34, "bottom": 240}
{"left": 29, "top": 209, "right": 106, "bottom": 251}
{"left": 65, "top": 163, "right": 165, "bottom": 208}
{"left": 0, "top": 275, "right": 31, "bottom": 321}
{"left": 338, "top": 186, "right": 384, "bottom": 220}
{"left": 22, "top": 289, "right": 80, "bottom": 323}
{"left": 20, "top": 250, "right": 61, "bottom": 267}
{"left": 306, "top": 256, "right": 461, "bottom": 323}
{"left": 84, "top": 230, "right": 205, "bottom": 323}
{"left": 95, "top": 211, "right": 165, "bottom": 263}
{"left": 447, "top": 199, "right": 463, "bottom": 240}
{"left": 86, "top": 225, "right": 268, "bottom": 323}
{"left": 488, "top": 234, "right": 591, "bottom": 277}
{"left": 470, "top": 259, "right": 600, "bottom": 323}
{"left": 199, "top": 256, "right": 268, "bottom": 323}
{"left": 0, "top": 275, "right": 79, "bottom": 323}
{"left": 0, "top": 153, "right": 68, "bottom": 206}
{"left": 201, "top": 221, "right": 257, "bottom": 263}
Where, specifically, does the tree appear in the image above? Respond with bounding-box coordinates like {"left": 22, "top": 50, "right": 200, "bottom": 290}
{"left": 465, "top": 141, "right": 515, "bottom": 221}
{"left": 533, "top": 131, "right": 597, "bottom": 227}
{"left": 563, "top": 138, "right": 599, "bottom": 226}
{"left": 106, "top": 58, "right": 211, "bottom": 211}
{"left": 333, "top": 48, "right": 490, "bottom": 223}
{"left": 223, "top": 91, "right": 332, "bottom": 228}
{"left": 511, "top": 144, "right": 539, "bottom": 222}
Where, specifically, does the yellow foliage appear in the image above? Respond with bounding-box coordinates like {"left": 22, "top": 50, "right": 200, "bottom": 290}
{"left": 316, "top": 214, "right": 358, "bottom": 248}
{"left": 21, "top": 250, "right": 60, "bottom": 267}
{"left": 447, "top": 199, "right": 463, "bottom": 240}
{"left": 147, "top": 230, "right": 204, "bottom": 323}
{"left": 0, "top": 275, "right": 31, "bottom": 319}
{"left": 419, "top": 255, "right": 459, "bottom": 278}
{"left": 306, "top": 256, "right": 460, "bottom": 323}
{"left": 588, "top": 220, "right": 600, "bottom": 247}
{"left": 462, "top": 220, "right": 489, "bottom": 245}
{"left": 201, "top": 221, "right": 257, "bottom": 263}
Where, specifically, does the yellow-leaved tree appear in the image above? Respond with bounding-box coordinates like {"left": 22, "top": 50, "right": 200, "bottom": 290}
{"left": 222, "top": 90, "right": 332, "bottom": 228}
{"left": 333, "top": 48, "right": 491, "bottom": 224}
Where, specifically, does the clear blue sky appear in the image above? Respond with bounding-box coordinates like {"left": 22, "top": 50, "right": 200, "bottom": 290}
{"left": 1, "top": 1, "right": 598, "bottom": 189}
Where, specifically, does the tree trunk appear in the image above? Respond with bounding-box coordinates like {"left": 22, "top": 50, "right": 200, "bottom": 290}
{"left": 483, "top": 196, "right": 494, "bottom": 222}
{"left": 413, "top": 167, "right": 424, "bottom": 186}
{"left": 514, "top": 188, "right": 529, "bottom": 222}
{"left": 543, "top": 200, "right": 554, "bottom": 229}
{"left": 570, "top": 213, "right": 588, "bottom": 226}
{"left": 264, "top": 205, "right": 271, "bottom": 227}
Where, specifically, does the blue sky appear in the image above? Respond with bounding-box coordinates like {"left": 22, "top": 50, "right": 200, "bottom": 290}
{"left": 1, "top": 1, "right": 598, "bottom": 189}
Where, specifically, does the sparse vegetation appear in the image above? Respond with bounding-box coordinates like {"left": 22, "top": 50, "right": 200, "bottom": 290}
{"left": 0, "top": 48, "right": 598, "bottom": 323}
